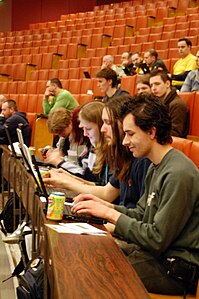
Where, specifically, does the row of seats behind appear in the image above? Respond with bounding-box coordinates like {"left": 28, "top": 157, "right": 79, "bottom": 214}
{"left": 0, "top": 78, "right": 103, "bottom": 96}
{"left": 2, "top": 77, "right": 199, "bottom": 138}
{"left": 3, "top": 92, "right": 94, "bottom": 114}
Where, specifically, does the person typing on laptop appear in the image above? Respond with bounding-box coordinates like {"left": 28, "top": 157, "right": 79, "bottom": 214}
{"left": 70, "top": 94, "right": 199, "bottom": 296}
{"left": 45, "top": 102, "right": 109, "bottom": 186}
{"left": 43, "top": 95, "right": 150, "bottom": 209}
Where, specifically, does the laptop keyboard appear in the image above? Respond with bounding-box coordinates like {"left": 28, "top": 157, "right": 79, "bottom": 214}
{"left": 63, "top": 205, "right": 107, "bottom": 225}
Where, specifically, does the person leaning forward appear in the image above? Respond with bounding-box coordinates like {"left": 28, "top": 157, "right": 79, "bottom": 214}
{"left": 42, "top": 78, "right": 78, "bottom": 115}
{"left": 71, "top": 94, "right": 199, "bottom": 296}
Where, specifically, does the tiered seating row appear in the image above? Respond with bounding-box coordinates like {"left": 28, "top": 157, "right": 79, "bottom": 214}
{"left": 0, "top": 0, "right": 198, "bottom": 143}
{"left": 94, "top": 0, "right": 198, "bottom": 15}
{"left": 1, "top": 73, "right": 199, "bottom": 137}
{"left": 1, "top": 78, "right": 104, "bottom": 98}
{"left": 2, "top": 92, "right": 94, "bottom": 114}
{"left": 26, "top": 0, "right": 198, "bottom": 31}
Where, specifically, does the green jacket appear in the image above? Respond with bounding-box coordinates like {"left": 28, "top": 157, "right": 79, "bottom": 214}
{"left": 115, "top": 149, "right": 199, "bottom": 266}
{"left": 43, "top": 89, "right": 78, "bottom": 115}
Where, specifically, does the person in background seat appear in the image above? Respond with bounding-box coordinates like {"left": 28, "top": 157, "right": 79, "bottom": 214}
{"left": 181, "top": 50, "right": 199, "bottom": 92}
{"left": 136, "top": 74, "right": 151, "bottom": 94}
{"left": 172, "top": 38, "right": 197, "bottom": 90}
{"left": 144, "top": 49, "right": 168, "bottom": 73}
{"left": 0, "top": 99, "right": 31, "bottom": 146}
{"left": 95, "top": 68, "right": 129, "bottom": 103}
{"left": 45, "top": 102, "right": 108, "bottom": 185}
{"left": 120, "top": 52, "right": 135, "bottom": 76}
{"left": 42, "top": 78, "right": 78, "bottom": 115}
{"left": 150, "top": 70, "right": 189, "bottom": 138}
{"left": 131, "top": 52, "right": 150, "bottom": 75}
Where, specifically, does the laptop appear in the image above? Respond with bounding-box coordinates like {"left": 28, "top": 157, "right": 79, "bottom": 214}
{"left": 17, "top": 128, "right": 106, "bottom": 224}
{"left": 33, "top": 159, "right": 106, "bottom": 224}
{"left": 32, "top": 160, "right": 107, "bottom": 224}
{"left": 4, "top": 124, "right": 21, "bottom": 159}
{"left": 16, "top": 127, "right": 35, "bottom": 173}
{"left": 83, "top": 71, "right": 91, "bottom": 79}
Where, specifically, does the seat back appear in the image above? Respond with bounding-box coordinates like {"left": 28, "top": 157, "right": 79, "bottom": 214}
{"left": 33, "top": 117, "right": 53, "bottom": 156}
{"left": 178, "top": 92, "right": 195, "bottom": 135}
{"left": 191, "top": 92, "right": 199, "bottom": 137}
{"left": 26, "top": 112, "right": 37, "bottom": 146}
{"left": 172, "top": 136, "right": 199, "bottom": 168}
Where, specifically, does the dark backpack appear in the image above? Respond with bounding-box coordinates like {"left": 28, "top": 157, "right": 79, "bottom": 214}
{"left": 16, "top": 256, "right": 44, "bottom": 299}
{"left": 2, "top": 227, "right": 43, "bottom": 299}
{"left": 0, "top": 192, "right": 20, "bottom": 235}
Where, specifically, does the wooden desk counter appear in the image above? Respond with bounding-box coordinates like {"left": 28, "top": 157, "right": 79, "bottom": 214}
{"left": 45, "top": 226, "right": 150, "bottom": 299}
{"left": 0, "top": 146, "right": 150, "bottom": 299}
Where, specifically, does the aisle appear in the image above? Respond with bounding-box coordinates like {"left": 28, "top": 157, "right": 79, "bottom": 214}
{"left": 0, "top": 193, "right": 18, "bottom": 299}
{"left": 0, "top": 232, "right": 17, "bottom": 299}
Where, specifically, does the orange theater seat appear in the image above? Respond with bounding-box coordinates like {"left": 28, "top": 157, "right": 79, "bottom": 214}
{"left": 189, "top": 141, "right": 199, "bottom": 168}
{"left": 37, "top": 69, "right": 49, "bottom": 81}
{"left": 79, "top": 58, "right": 91, "bottom": 68}
{"left": 26, "top": 112, "right": 37, "bottom": 146}
{"left": 17, "top": 81, "right": 27, "bottom": 94}
{"left": 68, "top": 79, "right": 81, "bottom": 94}
{"left": 68, "top": 68, "right": 80, "bottom": 79}
{"left": 78, "top": 94, "right": 94, "bottom": 105}
{"left": 8, "top": 81, "right": 18, "bottom": 94}
{"left": 0, "top": 82, "right": 9, "bottom": 94}
{"left": 36, "top": 80, "right": 46, "bottom": 94}
{"left": 80, "top": 78, "right": 93, "bottom": 94}
{"left": 27, "top": 94, "right": 39, "bottom": 113}
{"left": 158, "top": 49, "right": 168, "bottom": 60}
{"left": 17, "top": 94, "right": 28, "bottom": 112}
{"left": 191, "top": 92, "right": 199, "bottom": 137}
{"left": 26, "top": 81, "right": 38, "bottom": 94}
{"left": 171, "top": 136, "right": 193, "bottom": 156}
{"left": 95, "top": 48, "right": 107, "bottom": 58}
{"left": 48, "top": 69, "right": 59, "bottom": 79}
{"left": 90, "top": 66, "right": 100, "bottom": 78}
{"left": 33, "top": 116, "right": 53, "bottom": 156}
{"left": 171, "top": 136, "right": 199, "bottom": 169}
{"left": 178, "top": 92, "right": 195, "bottom": 135}
{"left": 58, "top": 69, "right": 69, "bottom": 80}
{"left": 120, "top": 75, "right": 137, "bottom": 95}
{"left": 36, "top": 94, "right": 44, "bottom": 114}
{"left": 68, "top": 58, "right": 79, "bottom": 69}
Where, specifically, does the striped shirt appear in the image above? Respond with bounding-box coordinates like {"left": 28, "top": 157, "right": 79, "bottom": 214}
{"left": 181, "top": 70, "right": 199, "bottom": 92}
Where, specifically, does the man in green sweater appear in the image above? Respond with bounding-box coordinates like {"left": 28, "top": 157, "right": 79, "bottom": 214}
{"left": 71, "top": 94, "right": 199, "bottom": 296}
{"left": 42, "top": 78, "right": 78, "bottom": 115}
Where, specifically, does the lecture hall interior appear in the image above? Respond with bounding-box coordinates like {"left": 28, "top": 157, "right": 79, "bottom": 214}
{"left": 0, "top": 0, "right": 199, "bottom": 298}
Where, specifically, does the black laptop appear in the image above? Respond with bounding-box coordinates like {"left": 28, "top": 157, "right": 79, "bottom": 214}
{"left": 16, "top": 126, "right": 106, "bottom": 224}
{"left": 30, "top": 151, "right": 107, "bottom": 224}
{"left": 4, "top": 124, "right": 20, "bottom": 159}
{"left": 83, "top": 71, "right": 91, "bottom": 79}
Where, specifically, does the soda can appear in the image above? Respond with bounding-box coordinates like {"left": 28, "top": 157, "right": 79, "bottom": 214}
{"left": 28, "top": 146, "right": 36, "bottom": 156}
{"left": 39, "top": 167, "right": 50, "bottom": 178}
{"left": 47, "top": 192, "right": 65, "bottom": 221}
